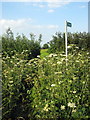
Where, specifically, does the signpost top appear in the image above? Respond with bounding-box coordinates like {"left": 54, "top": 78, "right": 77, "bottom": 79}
{"left": 67, "top": 21, "right": 72, "bottom": 27}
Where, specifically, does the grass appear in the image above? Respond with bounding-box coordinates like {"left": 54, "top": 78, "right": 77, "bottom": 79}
{"left": 40, "top": 49, "right": 49, "bottom": 58}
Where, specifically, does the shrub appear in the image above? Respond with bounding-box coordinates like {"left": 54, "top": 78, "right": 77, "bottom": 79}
{"left": 2, "top": 28, "right": 41, "bottom": 60}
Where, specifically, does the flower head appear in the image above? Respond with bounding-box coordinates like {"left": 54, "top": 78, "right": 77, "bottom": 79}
{"left": 61, "top": 105, "right": 65, "bottom": 110}
{"left": 51, "top": 84, "right": 56, "bottom": 87}
{"left": 68, "top": 102, "right": 76, "bottom": 108}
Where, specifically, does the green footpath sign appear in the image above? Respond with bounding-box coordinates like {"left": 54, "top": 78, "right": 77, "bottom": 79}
{"left": 67, "top": 22, "right": 72, "bottom": 27}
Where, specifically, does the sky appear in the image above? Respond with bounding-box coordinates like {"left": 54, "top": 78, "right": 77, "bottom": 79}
{"left": 0, "top": 0, "right": 89, "bottom": 44}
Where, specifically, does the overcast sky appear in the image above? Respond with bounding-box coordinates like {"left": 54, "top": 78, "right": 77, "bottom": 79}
{"left": 0, "top": 0, "right": 88, "bottom": 44}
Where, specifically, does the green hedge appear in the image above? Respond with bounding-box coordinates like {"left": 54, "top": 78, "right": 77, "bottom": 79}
{"left": 2, "top": 49, "right": 90, "bottom": 119}
{"left": 2, "top": 28, "right": 41, "bottom": 60}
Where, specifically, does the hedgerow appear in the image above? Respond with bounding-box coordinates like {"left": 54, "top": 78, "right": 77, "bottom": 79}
{"left": 2, "top": 48, "right": 90, "bottom": 119}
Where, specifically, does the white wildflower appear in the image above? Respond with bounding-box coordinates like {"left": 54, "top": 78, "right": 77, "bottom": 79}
{"left": 11, "top": 70, "right": 13, "bottom": 72}
{"left": 61, "top": 58, "right": 65, "bottom": 62}
{"left": 48, "top": 53, "right": 57, "bottom": 57}
{"left": 75, "top": 46, "right": 79, "bottom": 49}
{"left": 52, "top": 64, "right": 56, "bottom": 66}
{"left": 14, "top": 64, "right": 17, "bottom": 67}
{"left": 58, "top": 81, "right": 62, "bottom": 84}
{"left": 53, "top": 54, "right": 57, "bottom": 57}
{"left": 51, "top": 84, "right": 56, "bottom": 87}
{"left": 76, "top": 60, "right": 79, "bottom": 63}
{"left": 57, "top": 61, "right": 62, "bottom": 64}
{"left": 72, "top": 109, "right": 76, "bottom": 113}
{"left": 68, "top": 102, "right": 76, "bottom": 108}
{"left": 67, "top": 46, "right": 72, "bottom": 49}
{"left": 87, "top": 52, "right": 89, "bottom": 55}
{"left": 61, "top": 105, "right": 65, "bottom": 110}
{"left": 69, "top": 80, "right": 72, "bottom": 83}
{"left": 37, "top": 55, "right": 40, "bottom": 58}
{"left": 17, "top": 62, "right": 19, "bottom": 65}
{"left": 9, "top": 81, "right": 13, "bottom": 84}
{"left": 6, "top": 56, "right": 10, "bottom": 59}
{"left": 43, "top": 104, "right": 49, "bottom": 112}
{"left": 12, "top": 56, "right": 15, "bottom": 58}
{"left": 55, "top": 72, "right": 62, "bottom": 75}
{"left": 10, "top": 61, "right": 13, "bottom": 63}
{"left": 73, "top": 91, "right": 76, "bottom": 94}
{"left": 48, "top": 54, "right": 54, "bottom": 57}
{"left": 82, "top": 81, "right": 85, "bottom": 84}
{"left": 78, "top": 53, "right": 81, "bottom": 56}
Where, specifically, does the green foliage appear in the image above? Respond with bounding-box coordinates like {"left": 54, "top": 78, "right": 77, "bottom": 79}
{"left": 42, "top": 43, "right": 49, "bottom": 49}
{"left": 2, "top": 28, "right": 41, "bottom": 60}
{"left": 2, "top": 49, "right": 90, "bottom": 119}
{"left": 31, "top": 50, "right": 90, "bottom": 119}
{"left": 2, "top": 29, "right": 90, "bottom": 119}
{"left": 48, "top": 32, "right": 90, "bottom": 54}
{"left": 40, "top": 49, "right": 49, "bottom": 58}
{"left": 2, "top": 52, "right": 38, "bottom": 120}
{"left": 48, "top": 32, "right": 65, "bottom": 53}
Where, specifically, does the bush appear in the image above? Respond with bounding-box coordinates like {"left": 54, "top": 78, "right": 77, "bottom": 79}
{"left": 2, "top": 28, "right": 41, "bottom": 60}
{"left": 31, "top": 50, "right": 90, "bottom": 119}
{"left": 48, "top": 32, "right": 90, "bottom": 54}
{"left": 2, "top": 49, "right": 90, "bottom": 119}
{"left": 42, "top": 43, "right": 49, "bottom": 49}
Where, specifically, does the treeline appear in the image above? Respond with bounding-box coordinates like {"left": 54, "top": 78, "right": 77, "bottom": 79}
{"left": 1, "top": 28, "right": 90, "bottom": 59}
{"left": 43, "top": 32, "right": 90, "bottom": 53}
{"left": 1, "top": 28, "right": 42, "bottom": 60}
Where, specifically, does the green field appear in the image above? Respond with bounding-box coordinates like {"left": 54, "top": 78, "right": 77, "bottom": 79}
{"left": 40, "top": 49, "right": 49, "bottom": 58}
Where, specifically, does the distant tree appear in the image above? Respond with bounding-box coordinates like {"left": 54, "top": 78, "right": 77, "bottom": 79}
{"left": 42, "top": 43, "right": 49, "bottom": 49}
{"left": 38, "top": 34, "right": 42, "bottom": 44}
{"left": 2, "top": 28, "right": 41, "bottom": 59}
{"left": 48, "top": 32, "right": 89, "bottom": 54}
{"left": 48, "top": 32, "right": 64, "bottom": 53}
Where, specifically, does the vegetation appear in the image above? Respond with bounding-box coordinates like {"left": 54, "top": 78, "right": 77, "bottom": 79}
{"left": 2, "top": 28, "right": 41, "bottom": 60}
{"left": 42, "top": 43, "right": 49, "bottom": 49}
{"left": 1, "top": 29, "right": 90, "bottom": 120}
{"left": 40, "top": 49, "right": 49, "bottom": 58}
{"left": 48, "top": 32, "right": 90, "bottom": 53}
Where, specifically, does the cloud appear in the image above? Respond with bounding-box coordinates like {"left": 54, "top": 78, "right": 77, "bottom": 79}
{"left": 0, "top": 18, "right": 60, "bottom": 44}
{"left": 0, "top": 18, "right": 59, "bottom": 34}
{"left": 32, "top": 3, "right": 45, "bottom": 8}
{"left": 0, "top": 18, "right": 32, "bottom": 34}
{"left": 39, "top": 4, "right": 45, "bottom": 8}
{"left": 47, "top": 25, "right": 59, "bottom": 29}
{"left": 2, "top": 0, "right": 88, "bottom": 9}
{"left": 2, "top": 0, "right": 89, "bottom": 2}
{"left": 80, "top": 5, "right": 86, "bottom": 8}
{"left": 47, "top": 2, "right": 69, "bottom": 8}
{"left": 48, "top": 9, "right": 54, "bottom": 13}
{"left": 2, "top": 0, "right": 89, "bottom": 3}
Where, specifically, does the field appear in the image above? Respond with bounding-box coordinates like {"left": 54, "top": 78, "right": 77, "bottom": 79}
{"left": 40, "top": 49, "right": 49, "bottom": 58}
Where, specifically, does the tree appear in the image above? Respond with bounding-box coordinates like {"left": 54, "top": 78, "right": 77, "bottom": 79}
{"left": 48, "top": 32, "right": 64, "bottom": 53}
{"left": 42, "top": 43, "right": 49, "bottom": 49}
{"left": 2, "top": 28, "right": 41, "bottom": 59}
